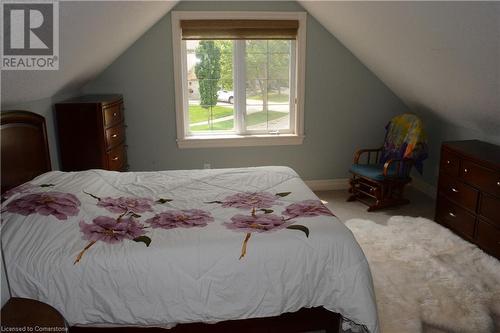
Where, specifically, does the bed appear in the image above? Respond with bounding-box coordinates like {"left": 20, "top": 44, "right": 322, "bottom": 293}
{"left": 0, "top": 111, "right": 379, "bottom": 333}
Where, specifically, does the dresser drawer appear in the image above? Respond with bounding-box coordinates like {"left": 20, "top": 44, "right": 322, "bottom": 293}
{"left": 436, "top": 196, "right": 475, "bottom": 240}
{"left": 105, "top": 124, "right": 125, "bottom": 149}
{"left": 476, "top": 219, "right": 500, "bottom": 259}
{"left": 479, "top": 193, "right": 500, "bottom": 227}
{"left": 106, "top": 144, "right": 126, "bottom": 171}
{"left": 440, "top": 149, "right": 460, "bottom": 177}
{"left": 103, "top": 102, "right": 124, "bottom": 127}
{"left": 438, "top": 173, "right": 478, "bottom": 212}
{"left": 461, "top": 160, "right": 500, "bottom": 197}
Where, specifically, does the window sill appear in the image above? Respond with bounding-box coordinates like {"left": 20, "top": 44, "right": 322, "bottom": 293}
{"left": 177, "top": 134, "right": 304, "bottom": 149}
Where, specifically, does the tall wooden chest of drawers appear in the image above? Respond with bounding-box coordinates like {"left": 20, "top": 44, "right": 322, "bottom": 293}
{"left": 55, "top": 94, "right": 128, "bottom": 172}
{"left": 435, "top": 140, "right": 500, "bottom": 259}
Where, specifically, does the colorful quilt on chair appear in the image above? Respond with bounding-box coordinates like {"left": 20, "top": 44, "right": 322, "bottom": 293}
{"left": 380, "top": 113, "right": 428, "bottom": 174}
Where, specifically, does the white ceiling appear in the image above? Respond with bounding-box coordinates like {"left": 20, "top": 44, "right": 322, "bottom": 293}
{"left": 1, "top": 1, "right": 178, "bottom": 106}
{"left": 298, "top": 1, "right": 500, "bottom": 135}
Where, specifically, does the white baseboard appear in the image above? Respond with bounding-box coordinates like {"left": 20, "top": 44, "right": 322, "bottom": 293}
{"left": 304, "top": 178, "right": 350, "bottom": 191}
{"left": 410, "top": 178, "right": 437, "bottom": 199}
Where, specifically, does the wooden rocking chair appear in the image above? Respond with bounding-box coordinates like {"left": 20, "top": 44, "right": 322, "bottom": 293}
{"left": 347, "top": 114, "right": 427, "bottom": 211}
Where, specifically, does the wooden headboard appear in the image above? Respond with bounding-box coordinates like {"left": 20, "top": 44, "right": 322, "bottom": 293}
{"left": 1, "top": 111, "right": 52, "bottom": 194}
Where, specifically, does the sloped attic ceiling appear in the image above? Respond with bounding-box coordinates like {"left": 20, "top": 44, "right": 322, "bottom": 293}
{"left": 299, "top": 1, "right": 500, "bottom": 136}
{"left": 1, "top": 1, "right": 178, "bottom": 106}
{"left": 3, "top": 0, "right": 499, "bottom": 139}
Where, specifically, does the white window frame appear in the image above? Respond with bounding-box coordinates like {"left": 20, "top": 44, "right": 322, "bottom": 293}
{"left": 172, "top": 11, "right": 307, "bottom": 149}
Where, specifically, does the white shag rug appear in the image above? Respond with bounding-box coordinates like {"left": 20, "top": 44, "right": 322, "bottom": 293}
{"left": 345, "top": 216, "right": 500, "bottom": 333}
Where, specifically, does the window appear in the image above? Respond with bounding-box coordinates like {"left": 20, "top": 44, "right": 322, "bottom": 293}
{"left": 172, "top": 12, "right": 306, "bottom": 148}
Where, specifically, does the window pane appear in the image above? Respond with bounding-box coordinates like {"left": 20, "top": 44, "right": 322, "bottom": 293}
{"left": 245, "top": 79, "right": 290, "bottom": 131}
{"left": 246, "top": 40, "right": 268, "bottom": 54}
{"left": 186, "top": 40, "right": 234, "bottom": 133}
{"left": 268, "top": 53, "right": 290, "bottom": 80}
{"left": 246, "top": 79, "right": 265, "bottom": 104}
{"left": 245, "top": 40, "right": 292, "bottom": 132}
{"left": 267, "top": 79, "right": 290, "bottom": 131}
{"left": 246, "top": 53, "right": 267, "bottom": 80}
{"left": 268, "top": 79, "right": 290, "bottom": 103}
{"left": 245, "top": 97, "right": 266, "bottom": 131}
{"left": 268, "top": 40, "right": 290, "bottom": 54}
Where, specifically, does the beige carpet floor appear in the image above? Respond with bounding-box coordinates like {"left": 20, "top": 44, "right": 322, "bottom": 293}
{"left": 315, "top": 186, "right": 435, "bottom": 225}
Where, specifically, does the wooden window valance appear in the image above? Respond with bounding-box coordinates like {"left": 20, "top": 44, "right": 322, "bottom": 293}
{"left": 180, "top": 19, "right": 299, "bottom": 40}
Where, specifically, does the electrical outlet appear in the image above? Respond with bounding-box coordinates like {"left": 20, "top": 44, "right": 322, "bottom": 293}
{"left": 203, "top": 163, "right": 211, "bottom": 169}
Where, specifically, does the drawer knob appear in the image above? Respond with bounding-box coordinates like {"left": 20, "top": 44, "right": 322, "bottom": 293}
{"left": 113, "top": 112, "right": 117, "bottom": 117}
{"left": 111, "top": 134, "right": 118, "bottom": 138}
{"left": 112, "top": 156, "right": 119, "bottom": 161}
{"left": 446, "top": 160, "right": 451, "bottom": 164}
{"left": 448, "top": 212, "right": 456, "bottom": 218}
{"left": 464, "top": 168, "right": 468, "bottom": 173}
{"left": 497, "top": 181, "right": 500, "bottom": 186}
{"left": 451, "top": 187, "right": 459, "bottom": 193}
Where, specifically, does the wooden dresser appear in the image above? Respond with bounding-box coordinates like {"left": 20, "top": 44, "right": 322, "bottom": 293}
{"left": 55, "top": 94, "right": 128, "bottom": 171}
{"left": 435, "top": 140, "right": 500, "bottom": 259}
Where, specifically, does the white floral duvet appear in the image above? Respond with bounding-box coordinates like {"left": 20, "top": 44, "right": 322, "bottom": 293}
{"left": 1, "top": 166, "right": 379, "bottom": 332}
